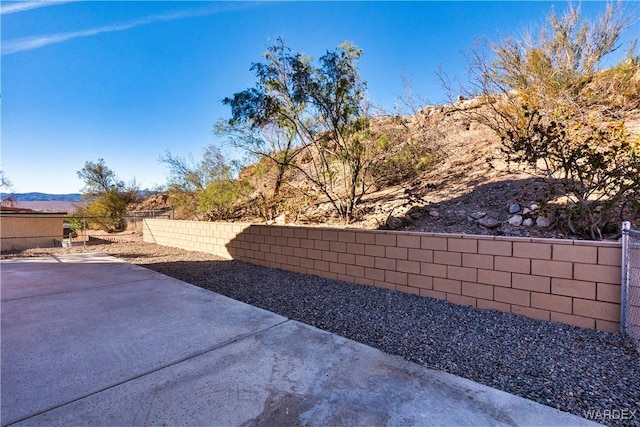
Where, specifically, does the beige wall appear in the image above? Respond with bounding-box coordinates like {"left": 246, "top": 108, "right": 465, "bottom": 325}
{"left": 144, "top": 219, "right": 622, "bottom": 333}
{"left": 1, "top": 213, "right": 65, "bottom": 251}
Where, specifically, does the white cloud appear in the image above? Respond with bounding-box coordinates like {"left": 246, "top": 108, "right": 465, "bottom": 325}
{"left": 2, "top": 3, "right": 254, "bottom": 55}
{"left": 0, "top": 1, "right": 75, "bottom": 15}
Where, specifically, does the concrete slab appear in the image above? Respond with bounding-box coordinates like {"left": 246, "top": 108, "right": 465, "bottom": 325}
{"left": 1, "top": 254, "right": 160, "bottom": 301}
{"left": 1, "top": 254, "right": 598, "bottom": 426}
{"left": 14, "top": 320, "right": 597, "bottom": 427}
{"left": 1, "top": 256, "right": 286, "bottom": 425}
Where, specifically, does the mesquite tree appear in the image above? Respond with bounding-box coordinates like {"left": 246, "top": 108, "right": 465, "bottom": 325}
{"left": 221, "top": 39, "right": 376, "bottom": 222}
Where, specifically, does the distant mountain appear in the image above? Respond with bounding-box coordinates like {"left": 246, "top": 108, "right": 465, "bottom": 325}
{"left": 2, "top": 192, "right": 83, "bottom": 202}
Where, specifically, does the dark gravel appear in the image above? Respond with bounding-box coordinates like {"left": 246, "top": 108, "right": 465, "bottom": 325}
{"left": 14, "top": 242, "right": 640, "bottom": 426}
{"left": 143, "top": 257, "right": 640, "bottom": 427}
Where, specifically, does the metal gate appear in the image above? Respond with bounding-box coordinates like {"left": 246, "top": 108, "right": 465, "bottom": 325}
{"left": 621, "top": 221, "right": 640, "bottom": 350}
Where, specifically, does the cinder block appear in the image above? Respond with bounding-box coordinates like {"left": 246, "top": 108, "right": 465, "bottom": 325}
{"left": 494, "top": 256, "right": 531, "bottom": 274}
{"left": 434, "top": 278, "right": 462, "bottom": 294}
{"left": 531, "top": 292, "right": 572, "bottom": 314}
{"left": 321, "top": 251, "right": 338, "bottom": 263}
{"left": 322, "top": 230, "right": 339, "bottom": 242}
{"left": 553, "top": 244, "right": 597, "bottom": 264}
{"left": 294, "top": 228, "right": 308, "bottom": 239}
{"left": 408, "top": 249, "right": 433, "bottom": 263}
{"left": 478, "top": 240, "right": 512, "bottom": 256}
{"left": 462, "top": 253, "right": 494, "bottom": 270}
{"left": 595, "top": 319, "right": 620, "bottom": 333}
{"left": 397, "top": 260, "right": 420, "bottom": 275}
{"left": 346, "top": 264, "right": 365, "bottom": 278}
{"left": 447, "top": 265, "right": 477, "bottom": 282}
{"left": 433, "top": 251, "right": 462, "bottom": 266}
{"left": 338, "top": 231, "right": 357, "bottom": 243}
{"left": 494, "top": 287, "right": 530, "bottom": 306}
{"left": 355, "top": 276, "right": 375, "bottom": 287}
{"left": 551, "top": 278, "right": 596, "bottom": 299}
{"left": 397, "top": 235, "right": 421, "bottom": 248}
{"left": 376, "top": 233, "right": 397, "bottom": 247}
{"left": 314, "top": 259, "right": 330, "bottom": 272}
{"left": 573, "top": 263, "right": 621, "bottom": 285}
{"left": 462, "top": 282, "right": 494, "bottom": 300}
{"left": 596, "top": 283, "right": 620, "bottom": 303}
{"left": 408, "top": 274, "right": 433, "bottom": 289}
{"left": 300, "top": 258, "right": 315, "bottom": 270}
{"left": 314, "top": 239, "right": 330, "bottom": 251}
{"left": 420, "top": 289, "right": 447, "bottom": 300}
{"left": 531, "top": 259, "right": 572, "bottom": 279}
{"left": 385, "top": 270, "right": 408, "bottom": 285}
{"left": 355, "top": 255, "right": 375, "bottom": 268}
{"left": 511, "top": 273, "right": 551, "bottom": 294}
{"left": 338, "top": 252, "right": 355, "bottom": 265}
{"left": 307, "top": 249, "right": 322, "bottom": 260}
{"left": 598, "top": 246, "right": 622, "bottom": 266}
{"left": 346, "top": 243, "right": 365, "bottom": 255}
{"left": 386, "top": 246, "right": 408, "bottom": 260}
{"left": 573, "top": 299, "right": 620, "bottom": 322}
{"left": 365, "top": 267, "right": 385, "bottom": 281}
{"left": 330, "top": 241, "right": 347, "bottom": 253}
{"left": 447, "top": 294, "right": 477, "bottom": 307}
{"left": 307, "top": 229, "right": 322, "bottom": 240}
{"left": 375, "top": 257, "right": 396, "bottom": 271}
{"left": 286, "top": 256, "right": 300, "bottom": 267}
{"left": 477, "top": 299, "right": 511, "bottom": 313}
{"left": 374, "top": 280, "right": 396, "bottom": 291}
{"left": 365, "top": 245, "right": 385, "bottom": 257}
{"left": 421, "top": 236, "right": 448, "bottom": 251}
{"left": 421, "top": 262, "right": 448, "bottom": 278}
{"left": 477, "top": 269, "right": 511, "bottom": 287}
{"left": 550, "top": 312, "right": 595, "bottom": 329}
{"left": 448, "top": 238, "right": 478, "bottom": 253}
{"left": 396, "top": 285, "right": 420, "bottom": 296}
{"left": 281, "top": 228, "right": 295, "bottom": 238}
{"left": 281, "top": 246, "right": 295, "bottom": 257}
{"left": 330, "top": 262, "right": 346, "bottom": 275}
{"left": 511, "top": 305, "right": 550, "bottom": 322}
{"left": 356, "top": 232, "right": 376, "bottom": 245}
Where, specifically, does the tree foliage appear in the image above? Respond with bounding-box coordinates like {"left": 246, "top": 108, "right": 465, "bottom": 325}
{"left": 457, "top": 1, "right": 640, "bottom": 239}
{"left": 220, "top": 39, "right": 378, "bottom": 222}
{"left": 76, "top": 159, "right": 139, "bottom": 231}
{"left": 161, "top": 146, "right": 250, "bottom": 220}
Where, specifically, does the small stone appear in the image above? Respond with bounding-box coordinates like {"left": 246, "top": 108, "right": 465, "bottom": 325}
{"left": 479, "top": 216, "right": 501, "bottom": 229}
{"left": 469, "top": 211, "right": 486, "bottom": 220}
{"left": 408, "top": 211, "right": 423, "bottom": 220}
{"left": 530, "top": 203, "right": 539, "bottom": 211}
{"left": 508, "top": 204, "right": 521, "bottom": 214}
{"left": 429, "top": 210, "right": 440, "bottom": 217}
{"left": 386, "top": 216, "right": 404, "bottom": 230}
{"left": 523, "top": 218, "right": 533, "bottom": 227}
{"left": 522, "top": 208, "right": 532, "bottom": 215}
{"left": 536, "top": 216, "right": 552, "bottom": 228}
{"left": 508, "top": 215, "right": 523, "bottom": 226}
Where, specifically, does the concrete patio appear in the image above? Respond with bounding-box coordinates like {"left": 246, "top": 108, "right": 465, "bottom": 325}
{"left": 1, "top": 253, "right": 598, "bottom": 426}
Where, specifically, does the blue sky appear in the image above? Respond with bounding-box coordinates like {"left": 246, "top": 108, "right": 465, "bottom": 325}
{"left": 2, "top": 1, "right": 638, "bottom": 194}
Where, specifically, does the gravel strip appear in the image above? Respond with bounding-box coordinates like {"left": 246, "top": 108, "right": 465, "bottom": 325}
{"left": 10, "top": 242, "right": 640, "bottom": 426}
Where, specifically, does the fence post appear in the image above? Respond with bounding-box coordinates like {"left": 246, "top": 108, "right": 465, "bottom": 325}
{"left": 621, "top": 221, "right": 631, "bottom": 336}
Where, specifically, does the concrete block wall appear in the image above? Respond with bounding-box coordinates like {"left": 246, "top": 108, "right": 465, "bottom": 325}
{"left": 144, "top": 219, "right": 622, "bottom": 333}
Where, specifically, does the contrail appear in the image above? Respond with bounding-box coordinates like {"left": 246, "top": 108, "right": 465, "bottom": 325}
{"left": 2, "top": 3, "right": 256, "bottom": 55}
{"left": 0, "top": 1, "right": 75, "bottom": 15}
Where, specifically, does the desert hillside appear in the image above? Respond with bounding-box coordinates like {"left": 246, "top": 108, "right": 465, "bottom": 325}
{"left": 131, "top": 101, "right": 640, "bottom": 241}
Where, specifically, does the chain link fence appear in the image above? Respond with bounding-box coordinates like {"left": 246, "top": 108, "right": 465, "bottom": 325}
{"left": 621, "top": 221, "right": 640, "bottom": 351}
{"left": 0, "top": 210, "right": 173, "bottom": 254}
